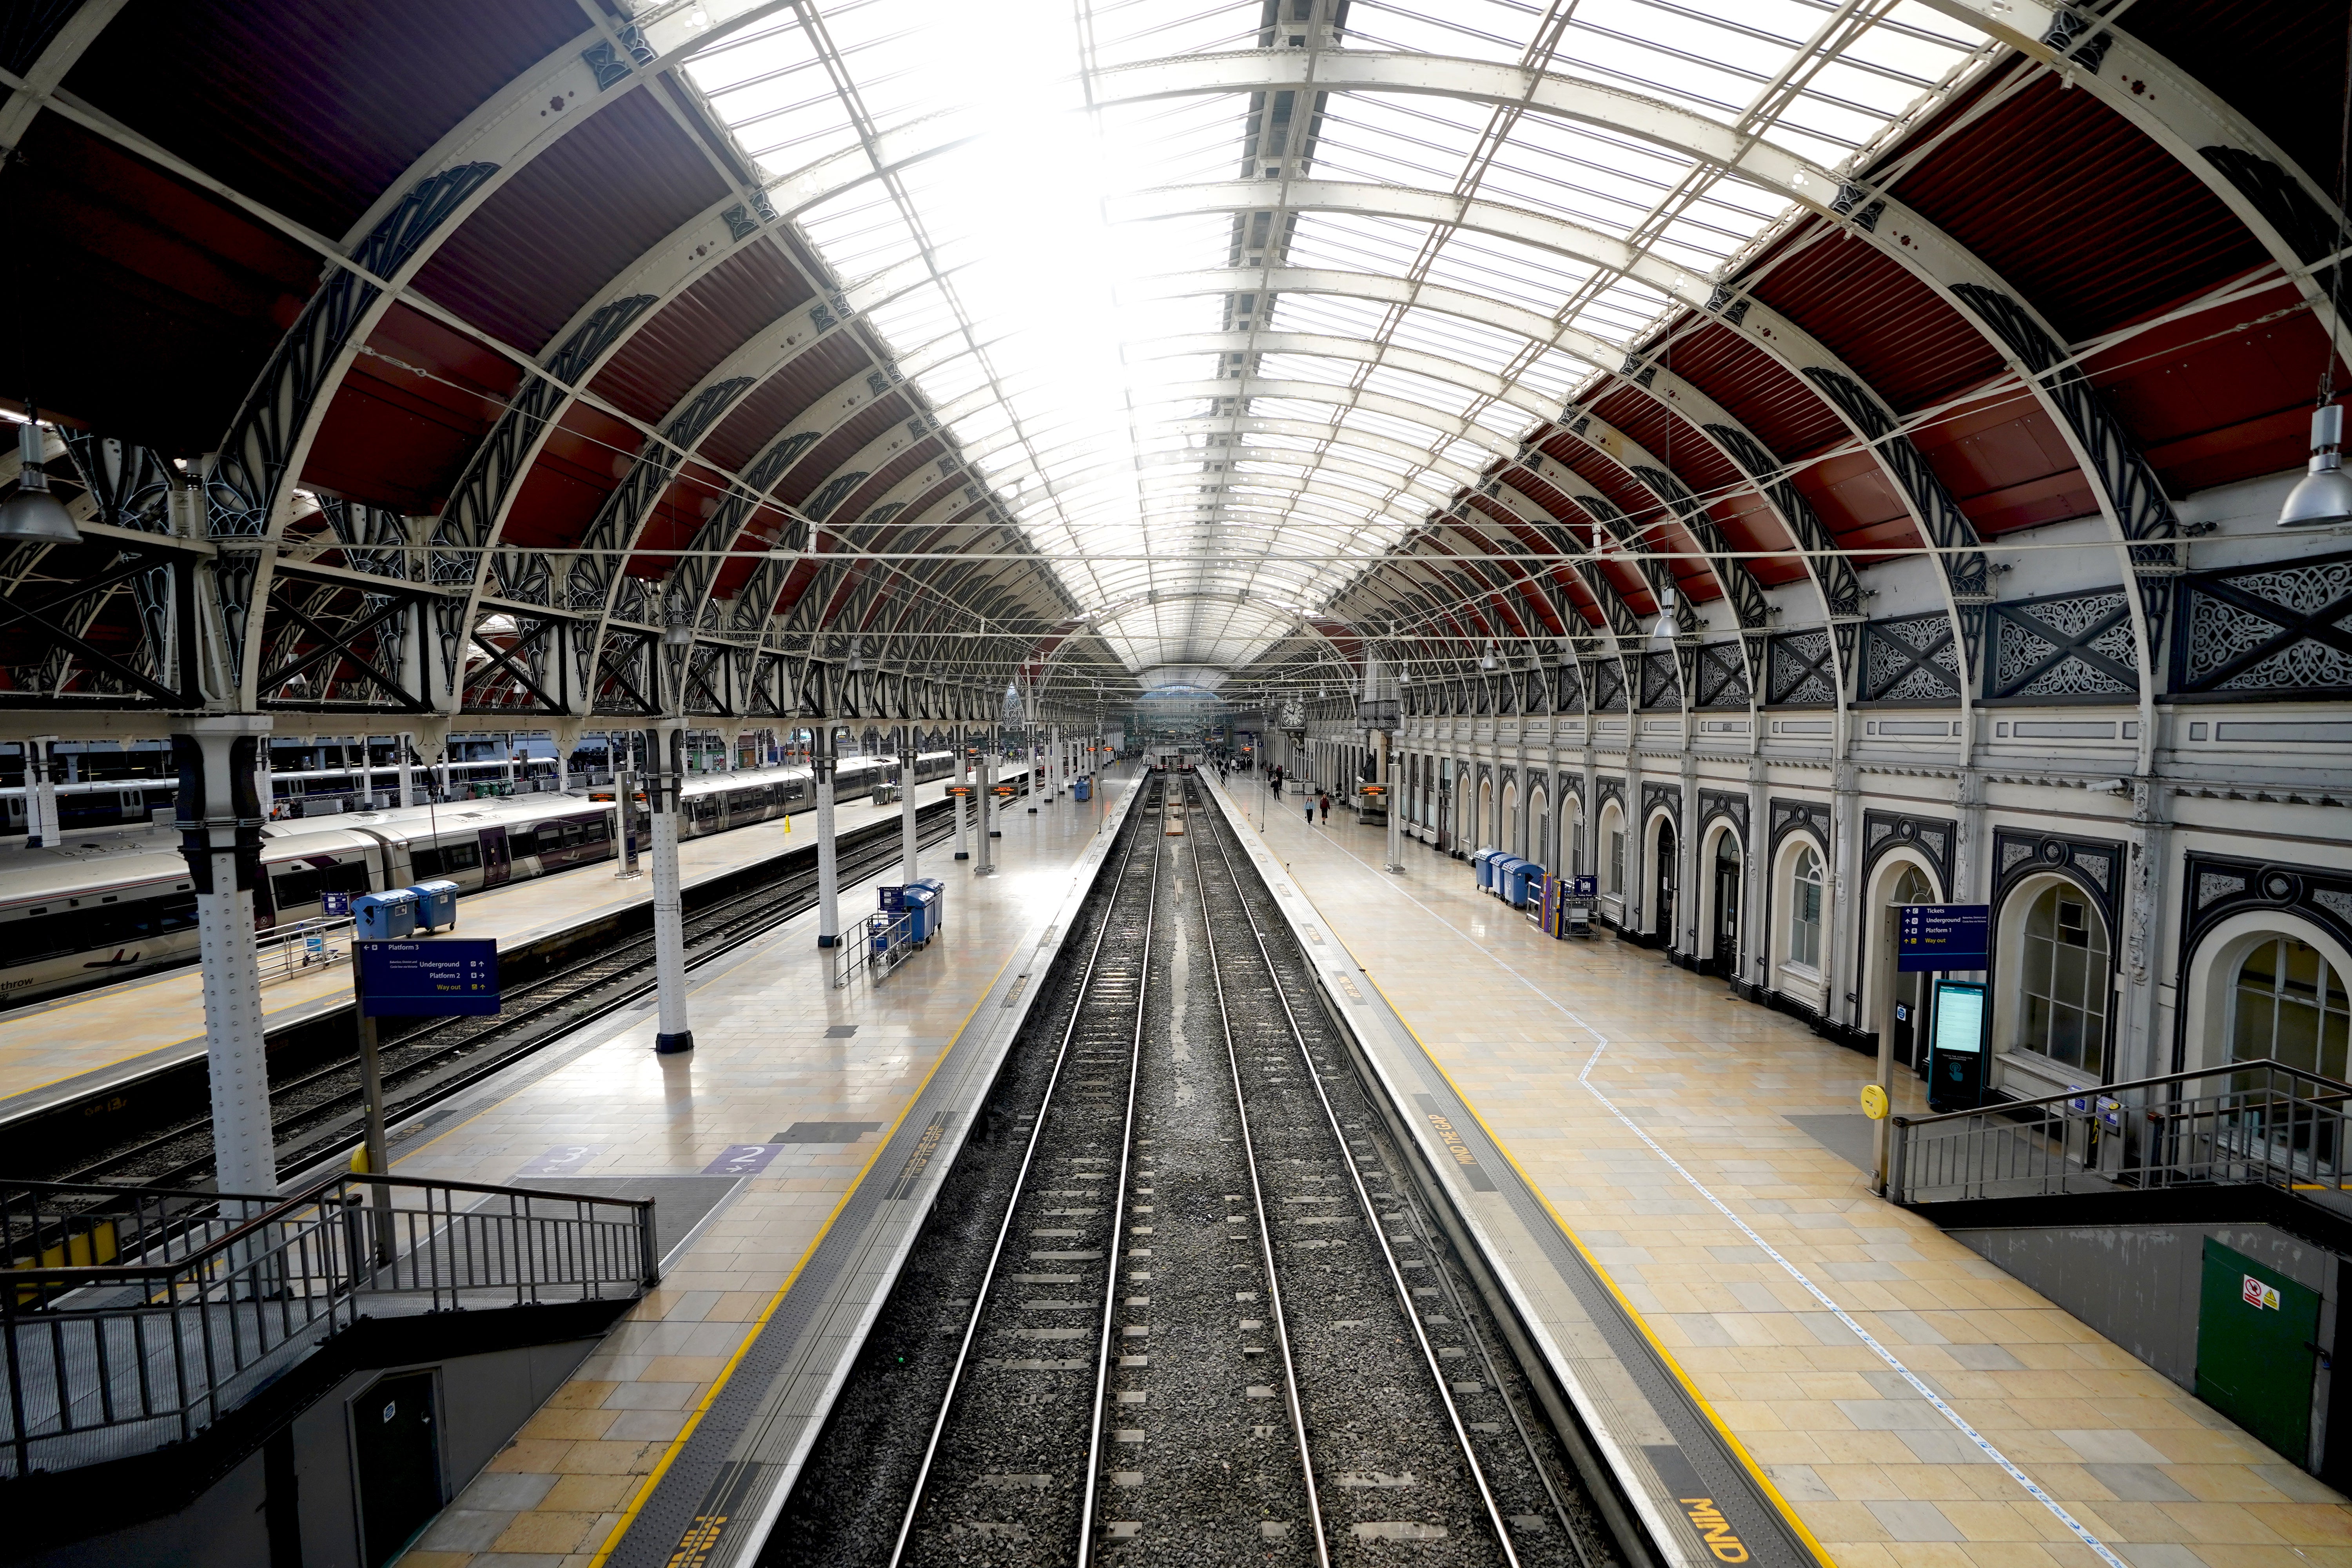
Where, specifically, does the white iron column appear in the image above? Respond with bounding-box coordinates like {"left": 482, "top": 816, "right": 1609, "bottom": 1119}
{"left": 900, "top": 731, "right": 920, "bottom": 882}
{"left": 650, "top": 723, "right": 693, "bottom": 1055}
{"left": 174, "top": 715, "right": 276, "bottom": 1199}
{"left": 953, "top": 729, "right": 970, "bottom": 861}
{"left": 23, "top": 734, "right": 59, "bottom": 846}
{"left": 815, "top": 726, "right": 842, "bottom": 947}
{"left": 977, "top": 739, "right": 998, "bottom": 875}
{"left": 396, "top": 735, "right": 415, "bottom": 809}
{"left": 1384, "top": 730, "right": 1403, "bottom": 873}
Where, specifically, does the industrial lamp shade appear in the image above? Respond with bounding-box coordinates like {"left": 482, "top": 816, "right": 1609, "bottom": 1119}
{"left": 1, "top": 418, "right": 80, "bottom": 544}
{"left": 2280, "top": 403, "right": 2352, "bottom": 528}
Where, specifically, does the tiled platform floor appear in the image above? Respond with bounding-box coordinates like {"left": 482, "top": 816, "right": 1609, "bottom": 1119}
{"left": 1216, "top": 780, "right": 2352, "bottom": 1568}
{"left": 390, "top": 770, "right": 1135, "bottom": 1568}
{"left": 0, "top": 786, "right": 951, "bottom": 1110}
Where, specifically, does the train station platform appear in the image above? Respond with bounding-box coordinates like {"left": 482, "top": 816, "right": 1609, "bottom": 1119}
{"left": 0, "top": 786, "right": 966, "bottom": 1117}
{"left": 1201, "top": 774, "right": 2352, "bottom": 1568}
{"left": 385, "top": 766, "right": 1141, "bottom": 1568}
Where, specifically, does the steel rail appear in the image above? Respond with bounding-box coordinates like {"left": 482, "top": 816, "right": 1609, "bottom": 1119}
{"left": 1193, "top": 789, "right": 1525, "bottom": 1568}
{"left": 885, "top": 779, "right": 1161, "bottom": 1568}
{"left": 1073, "top": 787, "right": 1163, "bottom": 1567}
{"left": 1181, "top": 776, "right": 1332, "bottom": 1568}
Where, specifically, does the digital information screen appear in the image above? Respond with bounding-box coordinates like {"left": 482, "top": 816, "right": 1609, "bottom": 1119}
{"left": 1931, "top": 979, "right": 1986, "bottom": 1054}
{"left": 359, "top": 938, "right": 500, "bottom": 1017}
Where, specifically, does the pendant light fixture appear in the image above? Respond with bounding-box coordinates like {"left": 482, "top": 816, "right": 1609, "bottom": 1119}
{"left": 2280, "top": 30, "right": 2352, "bottom": 527}
{"left": 1651, "top": 583, "right": 1679, "bottom": 642}
{"left": 1, "top": 407, "right": 81, "bottom": 544}
{"left": 2281, "top": 403, "right": 2352, "bottom": 527}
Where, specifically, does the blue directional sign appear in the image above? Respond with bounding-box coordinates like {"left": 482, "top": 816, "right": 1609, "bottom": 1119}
{"left": 1898, "top": 903, "right": 1989, "bottom": 972}
{"left": 358, "top": 938, "right": 500, "bottom": 1016}
{"left": 1569, "top": 874, "right": 1598, "bottom": 899}
{"left": 321, "top": 890, "right": 351, "bottom": 917}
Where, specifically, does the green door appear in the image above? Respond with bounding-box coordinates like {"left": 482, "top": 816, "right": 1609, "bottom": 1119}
{"left": 2197, "top": 1239, "right": 2321, "bottom": 1463}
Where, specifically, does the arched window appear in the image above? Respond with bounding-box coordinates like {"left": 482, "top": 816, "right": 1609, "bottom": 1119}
{"left": 1601, "top": 803, "right": 1626, "bottom": 895}
{"left": 2017, "top": 884, "right": 2109, "bottom": 1073}
{"left": 2232, "top": 937, "right": 2350, "bottom": 1079}
{"left": 1786, "top": 847, "right": 1824, "bottom": 969}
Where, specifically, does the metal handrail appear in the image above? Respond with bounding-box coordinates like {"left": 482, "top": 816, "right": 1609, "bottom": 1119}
{"left": 254, "top": 915, "right": 354, "bottom": 984}
{"left": 1, "top": 1172, "right": 655, "bottom": 1477}
{"left": 1887, "top": 1057, "right": 2352, "bottom": 1207}
{"left": 836, "top": 906, "right": 917, "bottom": 989}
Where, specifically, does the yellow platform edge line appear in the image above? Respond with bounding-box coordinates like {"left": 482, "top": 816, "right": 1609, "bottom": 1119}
{"left": 1351, "top": 962, "right": 1838, "bottom": 1568}
{"left": 584, "top": 941, "right": 1019, "bottom": 1568}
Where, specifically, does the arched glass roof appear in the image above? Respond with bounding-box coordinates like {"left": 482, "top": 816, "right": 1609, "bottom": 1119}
{"left": 690, "top": 0, "right": 1987, "bottom": 679}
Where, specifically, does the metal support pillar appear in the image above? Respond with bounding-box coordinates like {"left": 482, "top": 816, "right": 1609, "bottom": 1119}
{"left": 396, "top": 736, "right": 415, "bottom": 810}
{"left": 650, "top": 723, "right": 693, "bottom": 1054}
{"left": 172, "top": 715, "right": 276, "bottom": 1200}
{"left": 816, "top": 726, "right": 841, "bottom": 946}
{"left": 900, "top": 732, "right": 920, "bottom": 882}
{"left": 953, "top": 729, "right": 970, "bottom": 860}
{"left": 22, "top": 735, "right": 58, "bottom": 846}
{"left": 1383, "top": 730, "right": 1403, "bottom": 873}
{"left": 977, "top": 740, "right": 998, "bottom": 875}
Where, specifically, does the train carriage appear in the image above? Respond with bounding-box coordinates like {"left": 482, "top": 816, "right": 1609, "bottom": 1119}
{"left": 0, "top": 751, "right": 962, "bottom": 1007}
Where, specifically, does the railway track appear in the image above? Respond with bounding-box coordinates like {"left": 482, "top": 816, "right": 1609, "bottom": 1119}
{"left": 10, "top": 796, "right": 979, "bottom": 1200}
{"left": 771, "top": 776, "right": 1611, "bottom": 1566}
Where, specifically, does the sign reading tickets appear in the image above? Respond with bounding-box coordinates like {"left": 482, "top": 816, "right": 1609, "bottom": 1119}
{"left": 1898, "top": 903, "right": 1990, "bottom": 972}
{"left": 359, "top": 938, "right": 500, "bottom": 1016}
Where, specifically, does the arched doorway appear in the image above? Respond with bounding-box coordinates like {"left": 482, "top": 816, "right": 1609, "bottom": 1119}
{"left": 1877, "top": 864, "right": 1937, "bottom": 1071}
{"left": 1706, "top": 829, "right": 1742, "bottom": 978}
{"left": 1529, "top": 786, "right": 1550, "bottom": 870}
{"left": 1501, "top": 782, "right": 1519, "bottom": 857}
{"left": 1651, "top": 815, "right": 1678, "bottom": 943}
{"left": 1477, "top": 776, "right": 1494, "bottom": 850}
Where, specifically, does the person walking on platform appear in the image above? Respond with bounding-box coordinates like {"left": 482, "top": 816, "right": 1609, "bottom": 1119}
{"left": 1305, "top": 798, "right": 1316, "bottom": 827}
{"left": 1318, "top": 791, "right": 1332, "bottom": 824}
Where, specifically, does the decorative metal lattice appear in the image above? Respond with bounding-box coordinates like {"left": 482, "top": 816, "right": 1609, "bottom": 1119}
{"left": 1639, "top": 650, "right": 1681, "bottom": 710}
{"left": 2173, "top": 550, "right": 2352, "bottom": 698}
{"left": 1553, "top": 660, "right": 1585, "bottom": 713}
{"left": 1693, "top": 641, "right": 1750, "bottom": 709}
{"left": 1590, "top": 657, "right": 1628, "bottom": 712}
{"left": 1861, "top": 612, "right": 1962, "bottom": 704}
{"left": 1766, "top": 630, "right": 1835, "bottom": 707}
{"left": 1987, "top": 590, "right": 2136, "bottom": 701}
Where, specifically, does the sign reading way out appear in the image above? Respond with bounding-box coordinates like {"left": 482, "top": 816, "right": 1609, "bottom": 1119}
{"left": 359, "top": 938, "right": 500, "bottom": 1017}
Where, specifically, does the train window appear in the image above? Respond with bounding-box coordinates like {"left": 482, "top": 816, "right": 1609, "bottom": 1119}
{"left": 270, "top": 860, "right": 371, "bottom": 907}
{"left": 410, "top": 840, "right": 481, "bottom": 878}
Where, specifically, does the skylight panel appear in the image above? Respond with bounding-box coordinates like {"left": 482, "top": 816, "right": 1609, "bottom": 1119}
{"left": 1342, "top": 0, "right": 1539, "bottom": 64}
{"left": 1358, "top": 361, "right": 1475, "bottom": 415}
{"left": 1383, "top": 306, "right": 1524, "bottom": 375}
{"left": 1251, "top": 352, "right": 1357, "bottom": 387}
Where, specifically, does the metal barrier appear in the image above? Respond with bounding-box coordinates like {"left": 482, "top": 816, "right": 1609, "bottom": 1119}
{"left": 0, "top": 1174, "right": 655, "bottom": 1476}
{"left": 255, "top": 915, "right": 353, "bottom": 984}
{"left": 835, "top": 906, "right": 916, "bottom": 989}
{"left": 1887, "top": 1056, "right": 2352, "bottom": 1206}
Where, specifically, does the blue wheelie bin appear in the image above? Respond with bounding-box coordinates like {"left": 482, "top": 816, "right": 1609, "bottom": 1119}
{"left": 1503, "top": 859, "right": 1544, "bottom": 909}
{"left": 1472, "top": 847, "right": 1501, "bottom": 893}
{"left": 903, "top": 885, "right": 938, "bottom": 947}
{"left": 409, "top": 878, "right": 459, "bottom": 933}
{"left": 1492, "top": 857, "right": 1525, "bottom": 906}
{"left": 354, "top": 888, "right": 419, "bottom": 941}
